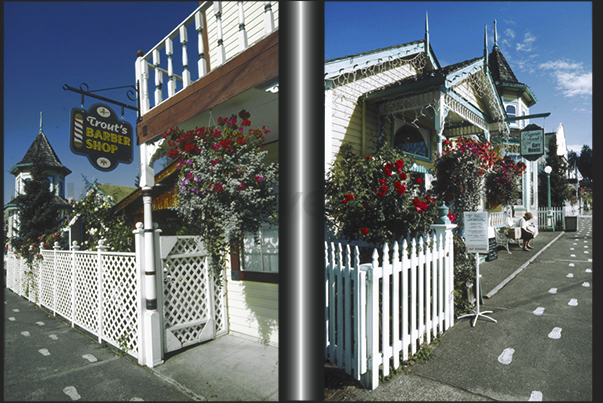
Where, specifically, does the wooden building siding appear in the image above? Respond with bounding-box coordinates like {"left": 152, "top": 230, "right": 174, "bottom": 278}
{"left": 452, "top": 79, "right": 487, "bottom": 116}
{"left": 326, "top": 63, "right": 421, "bottom": 167}
{"left": 206, "top": 2, "right": 279, "bottom": 69}
{"left": 225, "top": 268, "right": 279, "bottom": 347}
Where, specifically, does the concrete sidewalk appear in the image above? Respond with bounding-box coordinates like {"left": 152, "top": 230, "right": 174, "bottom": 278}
{"left": 4, "top": 288, "right": 278, "bottom": 401}
{"left": 339, "top": 215, "right": 591, "bottom": 401}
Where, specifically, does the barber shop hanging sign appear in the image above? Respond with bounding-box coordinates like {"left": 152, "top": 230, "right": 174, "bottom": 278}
{"left": 69, "top": 103, "right": 133, "bottom": 171}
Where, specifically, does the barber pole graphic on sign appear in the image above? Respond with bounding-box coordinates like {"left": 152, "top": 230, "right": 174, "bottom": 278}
{"left": 69, "top": 103, "right": 133, "bottom": 171}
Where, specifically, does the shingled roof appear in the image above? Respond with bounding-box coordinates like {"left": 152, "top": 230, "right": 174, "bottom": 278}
{"left": 488, "top": 46, "right": 536, "bottom": 105}
{"left": 10, "top": 131, "right": 72, "bottom": 176}
{"left": 488, "top": 46, "right": 520, "bottom": 85}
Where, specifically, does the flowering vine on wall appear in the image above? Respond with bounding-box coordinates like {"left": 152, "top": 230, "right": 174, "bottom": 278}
{"left": 162, "top": 110, "right": 278, "bottom": 279}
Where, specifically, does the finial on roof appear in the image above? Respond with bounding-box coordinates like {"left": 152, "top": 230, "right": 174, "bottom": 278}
{"left": 425, "top": 11, "right": 429, "bottom": 54}
{"left": 494, "top": 20, "right": 498, "bottom": 48}
{"left": 39, "top": 112, "right": 43, "bottom": 133}
{"left": 484, "top": 24, "right": 488, "bottom": 67}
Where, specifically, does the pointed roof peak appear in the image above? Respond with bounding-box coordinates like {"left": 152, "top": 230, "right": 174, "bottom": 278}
{"left": 9, "top": 130, "right": 72, "bottom": 176}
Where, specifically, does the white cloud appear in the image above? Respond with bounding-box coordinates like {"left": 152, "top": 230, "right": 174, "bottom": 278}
{"left": 516, "top": 32, "right": 536, "bottom": 52}
{"left": 539, "top": 59, "right": 592, "bottom": 98}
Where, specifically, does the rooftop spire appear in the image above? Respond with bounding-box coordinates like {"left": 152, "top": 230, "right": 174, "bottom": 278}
{"left": 484, "top": 24, "right": 488, "bottom": 67}
{"left": 425, "top": 11, "right": 429, "bottom": 54}
{"left": 39, "top": 111, "right": 43, "bottom": 133}
{"left": 494, "top": 19, "right": 498, "bottom": 48}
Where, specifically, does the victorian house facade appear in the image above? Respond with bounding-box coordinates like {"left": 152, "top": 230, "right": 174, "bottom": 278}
{"left": 133, "top": 2, "right": 279, "bottom": 347}
{"left": 325, "top": 17, "right": 542, "bottom": 229}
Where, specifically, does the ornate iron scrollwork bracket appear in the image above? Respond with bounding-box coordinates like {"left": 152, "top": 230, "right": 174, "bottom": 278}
{"left": 63, "top": 82, "right": 140, "bottom": 122}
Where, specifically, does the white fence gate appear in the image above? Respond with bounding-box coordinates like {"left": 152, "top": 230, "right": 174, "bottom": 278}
{"left": 158, "top": 236, "right": 228, "bottom": 353}
{"left": 5, "top": 243, "right": 140, "bottom": 359}
{"left": 325, "top": 230, "right": 455, "bottom": 390}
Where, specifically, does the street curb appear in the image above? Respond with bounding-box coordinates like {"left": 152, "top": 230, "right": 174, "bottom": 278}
{"left": 485, "top": 231, "right": 565, "bottom": 299}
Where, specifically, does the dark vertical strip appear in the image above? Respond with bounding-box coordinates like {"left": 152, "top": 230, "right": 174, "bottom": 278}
{"left": 279, "top": 2, "right": 325, "bottom": 401}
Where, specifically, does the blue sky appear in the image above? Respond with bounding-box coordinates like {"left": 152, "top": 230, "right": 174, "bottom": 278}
{"left": 325, "top": 1, "right": 592, "bottom": 154}
{"left": 4, "top": 2, "right": 592, "bottom": 206}
{"left": 4, "top": 1, "right": 201, "bottom": 204}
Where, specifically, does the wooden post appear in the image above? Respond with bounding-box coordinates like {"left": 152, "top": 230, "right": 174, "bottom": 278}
{"left": 71, "top": 241, "right": 80, "bottom": 327}
{"left": 180, "top": 25, "right": 191, "bottom": 88}
{"left": 97, "top": 239, "right": 107, "bottom": 343}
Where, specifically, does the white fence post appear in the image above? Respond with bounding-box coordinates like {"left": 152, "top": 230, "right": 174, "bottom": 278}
{"left": 97, "top": 240, "right": 107, "bottom": 344}
{"left": 134, "top": 223, "right": 146, "bottom": 366}
{"left": 53, "top": 242, "right": 60, "bottom": 316}
{"left": 430, "top": 204, "right": 457, "bottom": 331}
{"left": 71, "top": 241, "right": 80, "bottom": 327}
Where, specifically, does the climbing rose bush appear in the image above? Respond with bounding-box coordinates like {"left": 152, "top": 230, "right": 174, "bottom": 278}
{"left": 431, "top": 138, "right": 496, "bottom": 233}
{"left": 162, "top": 111, "right": 278, "bottom": 278}
{"left": 325, "top": 143, "right": 438, "bottom": 246}
{"left": 485, "top": 156, "right": 526, "bottom": 207}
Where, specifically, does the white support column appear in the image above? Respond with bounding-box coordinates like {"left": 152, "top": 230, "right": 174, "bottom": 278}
{"left": 214, "top": 2, "right": 226, "bottom": 66}
{"left": 237, "top": 1, "right": 248, "bottom": 52}
{"left": 263, "top": 2, "right": 275, "bottom": 35}
{"left": 138, "top": 140, "right": 163, "bottom": 367}
{"left": 152, "top": 49, "right": 163, "bottom": 106}
{"left": 180, "top": 25, "right": 191, "bottom": 88}
{"left": 141, "top": 187, "right": 163, "bottom": 367}
{"left": 195, "top": 10, "right": 208, "bottom": 78}
{"left": 136, "top": 52, "right": 150, "bottom": 115}
{"left": 434, "top": 93, "right": 448, "bottom": 155}
{"left": 165, "top": 38, "right": 176, "bottom": 97}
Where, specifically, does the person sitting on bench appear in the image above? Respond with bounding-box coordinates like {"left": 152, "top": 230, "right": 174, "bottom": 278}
{"left": 518, "top": 212, "right": 537, "bottom": 251}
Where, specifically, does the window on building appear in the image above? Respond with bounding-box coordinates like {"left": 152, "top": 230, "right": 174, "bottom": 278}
{"left": 58, "top": 177, "right": 65, "bottom": 198}
{"left": 394, "top": 125, "right": 428, "bottom": 158}
{"left": 47, "top": 176, "right": 55, "bottom": 193}
{"left": 506, "top": 105, "right": 516, "bottom": 118}
{"left": 242, "top": 224, "right": 278, "bottom": 273}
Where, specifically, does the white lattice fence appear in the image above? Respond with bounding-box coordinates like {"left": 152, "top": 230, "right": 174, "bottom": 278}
{"left": 160, "top": 236, "right": 228, "bottom": 353}
{"left": 6, "top": 247, "right": 139, "bottom": 359}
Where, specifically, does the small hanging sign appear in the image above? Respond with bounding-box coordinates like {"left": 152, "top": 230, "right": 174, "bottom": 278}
{"left": 520, "top": 124, "right": 545, "bottom": 161}
{"left": 69, "top": 103, "right": 133, "bottom": 171}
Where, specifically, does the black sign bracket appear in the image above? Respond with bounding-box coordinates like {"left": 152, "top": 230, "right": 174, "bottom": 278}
{"left": 63, "top": 82, "right": 140, "bottom": 121}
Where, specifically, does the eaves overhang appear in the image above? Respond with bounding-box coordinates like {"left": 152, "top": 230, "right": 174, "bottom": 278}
{"left": 360, "top": 74, "right": 444, "bottom": 102}
{"left": 325, "top": 39, "right": 439, "bottom": 81}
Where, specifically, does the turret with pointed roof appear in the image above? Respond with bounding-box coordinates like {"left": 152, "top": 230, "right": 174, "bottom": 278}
{"left": 5, "top": 114, "right": 73, "bottom": 250}
{"left": 487, "top": 20, "right": 537, "bottom": 108}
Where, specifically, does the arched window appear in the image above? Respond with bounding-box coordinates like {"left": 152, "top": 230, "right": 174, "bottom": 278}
{"left": 506, "top": 105, "right": 516, "bottom": 118}
{"left": 394, "top": 125, "right": 428, "bottom": 158}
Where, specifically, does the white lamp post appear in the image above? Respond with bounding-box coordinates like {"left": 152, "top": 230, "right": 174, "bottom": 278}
{"left": 544, "top": 165, "right": 553, "bottom": 230}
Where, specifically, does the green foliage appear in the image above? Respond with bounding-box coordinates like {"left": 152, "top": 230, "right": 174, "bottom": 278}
{"left": 11, "top": 153, "right": 65, "bottom": 262}
{"left": 162, "top": 111, "right": 278, "bottom": 278}
{"left": 68, "top": 182, "right": 133, "bottom": 251}
{"left": 577, "top": 144, "right": 592, "bottom": 180}
{"left": 431, "top": 138, "right": 496, "bottom": 233}
{"left": 485, "top": 157, "right": 525, "bottom": 207}
{"left": 538, "top": 136, "right": 572, "bottom": 207}
{"left": 452, "top": 235, "right": 476, "bottom": 317}
{"left": 325, "top": 142, "right": 438, "bottom": 247}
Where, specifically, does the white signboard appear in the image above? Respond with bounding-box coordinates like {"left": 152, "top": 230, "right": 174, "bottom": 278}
{"left": 464, "top": 211, "right": 489, "bottom": 254}
{"left": 520, "top": 127, "right": 544, "bottom": 161}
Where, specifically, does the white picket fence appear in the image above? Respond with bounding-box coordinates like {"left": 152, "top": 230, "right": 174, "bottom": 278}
{"left": 325, "top": 230, "right": 455, "bottom": 390}
{"left": 5, "top": 242, "right": 140, "bottom": 359}
{"left": 537, "top": 206, "right": 567, "bottom": 230}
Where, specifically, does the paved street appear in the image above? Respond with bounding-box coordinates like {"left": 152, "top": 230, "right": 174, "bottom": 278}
{"left": 345, "top": 215, "right": 592, "bottom": 401}
{"left": 4, "top": 290, "right": 197, "bottom": 401}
